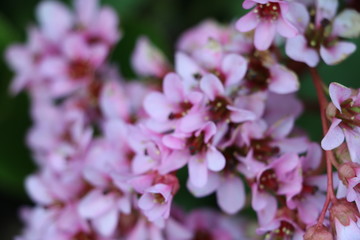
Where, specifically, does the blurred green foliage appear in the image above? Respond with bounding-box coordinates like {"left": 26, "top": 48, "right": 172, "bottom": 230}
{"left": 1, "top": 0, "right": 360, "bottom": 238}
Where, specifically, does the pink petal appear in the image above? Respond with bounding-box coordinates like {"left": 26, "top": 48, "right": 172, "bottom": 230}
{"left": 78, "top": 190, "right": 115, "bottom": 218}
{"left": 199, "top": 74, "right": 224, "bottom": 101}
{"left": 175, "top": 52, "right": 204, "bottom": 89}
{"left": 188, "top": 156, "right": 208, "bottom": 187}
{"left": 320, "top": 42, "right": 356, "bottom": 65}
{"left": 216, "top": 176, "right": 245, "bottom": 214}
{"left": 228, "top": 106, "right": 257, "bottom": 123}
{"left": 285, "top": 36, "right": 319, "bottom": 67}
{"left": 36, "top": 1, "right": 73, "bottom": 41}
{"left": 335, "top": 219, "right": 360, "bottom": 240}
{"left": 321, "top": 119, "right": 344, "bottom": 150}
{"left": 93, "top": 208, "right": 118, "bottom": 237}
{"left": 26, "top": 175, "right": 53, "bottom": 205}
{"left": 236, "top": 11, "right": 260, "bottom": 32}
{"left": 158, "top": 150, "right": 188, "bottom": 174}
{"left": 303, "top": 143, "right": 322, "bottom": 171}
{"left": 75, "top": 0, "right": 98, "bottom": 25}
{"left": 132, "top": 155, "right": 157, "bottom": 174}
{"left": 166, "top": 219, "right": 193, "bottom": 240}
{"left": 138, "top": 193, "right": 155, "bottom": 211}
{"left": 147, "top": 184, "right": 172, "bottom": 201}
{"left": 143, "top": 92, "right": 172, "bottom": 121}
{"left": 242, "top": 0, "right": 257, "bottom": 9}
{"left": 186, "top": 171, "right": 220, "bottom": 197}
{"left": 221, "top": 54, "right": 247, "bottom": 87}
{"left": 329, "top": 82, "right": 352, "bottom": 111}
{"left": 63, "top": 34, "right": 89, "bottom": 60}
{"left": 343, "top": 127, "right": 360, "bottom": 163}
{"left": 89, "top": 44, "right": 108, "bottom": 67}
{"left": 163, "top": 73, "right": 184, "bottom": 103}
{"left": 198, "top": 122, "right": 217, "bottom": 143}
{"left": 276, "top": 16, "right": 298, "bottom": 38}
{"left": 269, "top": 64, "right": 299, "bottom": 94}
{"left": 179, "top": 112, "right": 205, "bottom": 133}
{"left": 206, "top": 146, "right": 226, "bottom": 172}
{"left": 162, "top": 135, "right": 186, "bottom": 150}
{"left": 254, "top": 21, "right": 276, "bottom": 51}
{"left": 267, "top": 115, "right": 294, "bottom": 139}
{"left": 316, "top": 0, "right": 338, "bottom": 26}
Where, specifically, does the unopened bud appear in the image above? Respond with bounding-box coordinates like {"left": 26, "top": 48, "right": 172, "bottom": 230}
{"left": 338, "top": 162, "right": 360, "bottom": 185}
{"left": 326, "top": 103, "right": 337, "bottom": 120}
{"left": 304, "top": 224, "right": 333, "bottom": 240}
{"left": 335, "top": 143, "right": 352, "bottom": 164}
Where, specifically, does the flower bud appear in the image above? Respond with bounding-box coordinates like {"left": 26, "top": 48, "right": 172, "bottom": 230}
{"left": 326, "top": 102, "right": 337, "bottom": 120}
{"left": 304, "top": 225, "right": 333, "bottom": 240}
{"left": 335, "top": 143, "right": 352, "bottom": 164}
{"left": 338, "top": 162, "right": 360, "bottom": 185}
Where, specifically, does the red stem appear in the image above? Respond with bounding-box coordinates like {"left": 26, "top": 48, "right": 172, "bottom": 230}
{"left": 309, "top": 68, "right": 337, "bottom": 226}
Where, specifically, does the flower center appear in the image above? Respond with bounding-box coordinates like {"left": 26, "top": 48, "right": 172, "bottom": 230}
{"left": 305, "top": 17, "right": 336, "bottom": 49}
{"left": 187, "top": 132, "right": 207, "bottom": 155}
{"left": 265, "top": 221, "right": 295, "bottom": 240}
{"left": 153, "top": 193, "right": 166, "bottom": 204}
{"left": 208, "top": 96, "right": 231, "bottom": 123}
{"left": 259, "top": 169, "right": 279, "bottom": 192}
{"left": 354, "top": 183, "right": 360, "bottom": 193}
{"left": 73, "top": 232, "right": 96, "bottom": 240}
{"left": 222, "top": 145, "right": 246, "bottom": 172}
{"left": 245, "top": 58, "right": 271, "bottom": 91}
{"left": 193, "top": 229, "right": 214, "bottom": 240}
{"left": 255, "top": 3, "right": 281, "bottom": 20}
{"left": 251, "top": 137, "right": 280, "bottom": 162}
{"left": 69, "top": 59, "right": 92, "bottom": 79}
{"left": 336, "top": 98, "right": 360, "bottom": 128}
{"left": 168, "top": 101, "right": 193, "bottom": 120}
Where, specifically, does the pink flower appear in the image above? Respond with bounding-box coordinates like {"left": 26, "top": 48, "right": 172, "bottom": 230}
{"left": 143, "top": 72, "right": 204, "bottom": 127}
{"left": 187, "top": 172, "right": 246, "bottom": 215}
{"left": 132, "top": 36, "right": 170, "bottom": 78}
{"left": 251, "top": 153, "right": 303, "bottom": 226}
{"left": 330, "top": 199, "right": 360, "bottom": 240}
{"left": 74, "top": 0, "right": 121, "bottom": 45}
{"left": 181, "top": 209, "right": 249, "bottom": 240}
{"left": 286, "top": 1, "right": 360, "bottom": 66}
{"left": 38, "top": 33, "right": 108, "bottom": 97}
{"left": 244, "top": 56, "right": 299, "bottom": 94}
{"left": 236, "top": 0, "right": 300, "bottom": 50}
{"left": 257, "top": 218, "right": 304, "bottom": 240}
{"left": 138, "top": 183, "right": 175, "bottom": 222}
{"left": 287, "top": 143, "right": 327, "bottom": 225}
{"left": 36, "top": 0, "right": 73, "bottom": 42}
{"left": 338, "top": 162, "right": 360, "bottom": 211}
{"left": 321, "top": 83, "right": 360, "bottom": 163}
{"left": 132, "top": 173, "right": 179, "bottom": 223}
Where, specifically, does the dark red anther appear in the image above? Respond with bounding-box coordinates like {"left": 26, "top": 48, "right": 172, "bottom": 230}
{"left": 259, "top": 169, "right": 279, "bottom": 192}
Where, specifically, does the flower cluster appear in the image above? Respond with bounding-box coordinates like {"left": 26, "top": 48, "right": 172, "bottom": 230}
{"left": 6, "top": 0, "right": 360, "bottom": 239}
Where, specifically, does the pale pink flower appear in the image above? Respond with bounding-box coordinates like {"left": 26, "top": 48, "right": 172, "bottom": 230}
{"left": 330, "top": 199, "right": 360, "bottom": 240}
{"left": 321, "top": 83, "right": 360, "bottom": 163}
{"left": 132, "top": 36, "right": 170, "bottom": 78}
{"left": 251, "top": 153, "right": 303, "bottom": 226}
{"left": 287, "top": 143, "right": 327, "bottom": 225}
{"left": 286, "top": 0, "right": 360, "bottom": 66}
{"left": 338, "top": 162, "right": 360, "bottom": 211}
{"left": 74, "top": 0, "right": 121, "bottom": 45}
{"left": 236, "top": 0, "right": 300, "bottom": 50}
{"left": 257, "top": 218, "right": 304, "bottom": 240}
{"left": 38, "top": 33, "right": 108, "bottom": 97}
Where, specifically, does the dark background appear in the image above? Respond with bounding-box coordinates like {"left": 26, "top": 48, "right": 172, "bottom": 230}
{"left": 1, "top": 0, "right": 360, "bottom": 239}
